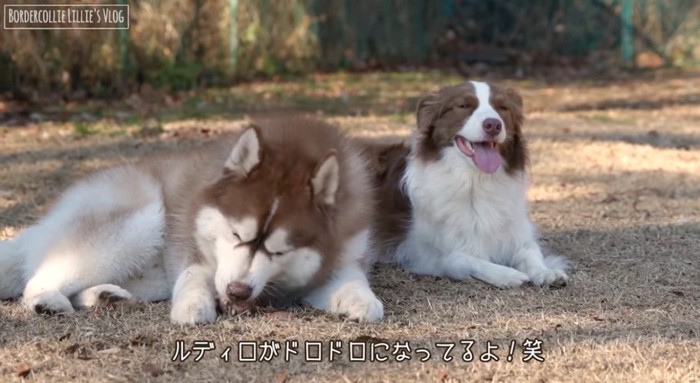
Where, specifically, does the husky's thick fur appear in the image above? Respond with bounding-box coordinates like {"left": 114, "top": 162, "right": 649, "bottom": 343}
{"left": 0, "top": 118, "right": 383, "bottom": 324}
{"left": 369, "top": 81, "right": 569, "bottom": 288}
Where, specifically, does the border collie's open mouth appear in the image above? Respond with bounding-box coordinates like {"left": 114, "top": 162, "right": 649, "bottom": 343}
{"left": 455, "top": 136, "right": 502, "bottom": 174}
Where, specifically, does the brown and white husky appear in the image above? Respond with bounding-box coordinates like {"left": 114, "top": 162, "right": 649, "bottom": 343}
{"left": 0, "top": 118, "right": 383, "bottom": 324}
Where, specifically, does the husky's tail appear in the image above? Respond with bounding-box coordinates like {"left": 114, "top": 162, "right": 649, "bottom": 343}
{"left": 0, "top": 237, "right": 25, "bottom": 299}
{"left": 543, "top": 254, "right": 570, "bottom": 272}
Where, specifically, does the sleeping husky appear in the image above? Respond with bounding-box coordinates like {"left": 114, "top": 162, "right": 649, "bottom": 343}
{"left": 0, "top": 118, "right": 383, "bottom": 324}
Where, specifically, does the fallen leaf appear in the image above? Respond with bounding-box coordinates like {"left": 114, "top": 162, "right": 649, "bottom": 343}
{"left": 142, "top": 363, "right": 165, "bottom": 377}
{"left": 601, "top": 194, "right": 619, "bottom": 203}
{"left": 58, "top": 333, "right": 71, "bottom": 342}
{"left": 672, "top": 290, "right": 685, "bottom": 297}
{"left": 16, "top": 364, "right": 32, "bottom": 378}
{"left": 131, "top": 335, "right": 156, "bottom": 347}
{"left": 438, "top": 368, "right": 450, "bottom": 381}
{"left": 275, "top": 372, "right": 287, "bottom": 383}
{"left": 77, "top": 347, "right": 97, "bottom": 360}
{"left": 89, "top": 310, "right": 103, "bottom": 318}
{"left": 63, "top": 343, "right": 79, "bottom": 355}
{"left": 93, "top": 342, "right": 108, "bottom": 351}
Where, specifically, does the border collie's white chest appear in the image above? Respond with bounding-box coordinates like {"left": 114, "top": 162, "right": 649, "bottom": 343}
{"left": 402, "top": 151, "right": 532, "bottom": 261}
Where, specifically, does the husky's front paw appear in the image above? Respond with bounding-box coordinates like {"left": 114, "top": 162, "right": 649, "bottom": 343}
{"left": 25, "top": 291, "right": 75, "bottom": 316}
{"left": 170, "top": 294, "right": 217, "bottom": 325}
{"left": 529, "top": 268, "right": 569, "bottom": 288}
{"left": 490, "top": 268, "right": 530, "bottom": 289}
{"left": 331, "top": 284, "right": 384, "bottom": 322}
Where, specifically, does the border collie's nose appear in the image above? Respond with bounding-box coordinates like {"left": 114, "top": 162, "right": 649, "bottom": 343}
{"left": 483, "top": 118, "right": 502, "bottom": 137}
{"left": 227, "top": 282, "right": 252, "bottom": 300}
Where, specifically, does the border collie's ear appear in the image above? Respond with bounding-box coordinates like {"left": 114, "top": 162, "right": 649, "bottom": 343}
{"left": 416, "top": 91, "right": 440, "bottom": 133}
{"left": 503, "top": 87, "right": 524, "bottom": 130}
{"left": 311, "top": 150, "right": 339, "bottom": 206}
{"left": 225, "top": 125, "right": 262, "bottom": 177}
{"left": 504, "top": 87, "right": 523, "bottom": 109}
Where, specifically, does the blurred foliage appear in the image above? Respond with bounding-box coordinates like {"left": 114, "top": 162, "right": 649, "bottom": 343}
{"left": 0, "top": 0, "right": 699, "bottom": 99}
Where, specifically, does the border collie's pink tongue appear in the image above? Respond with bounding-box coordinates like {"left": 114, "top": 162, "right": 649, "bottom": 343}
{"left": 472, "top": 143, "right": 502, "bottom": 174}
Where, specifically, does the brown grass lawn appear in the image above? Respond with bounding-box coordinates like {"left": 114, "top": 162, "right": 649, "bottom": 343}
{"left": 1, "top": 70, "right": 699, "bottom": 382}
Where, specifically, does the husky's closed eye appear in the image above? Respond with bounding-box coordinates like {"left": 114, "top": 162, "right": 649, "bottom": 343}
{"left": 263, "top": 229, "right": 293, "bottom": 256}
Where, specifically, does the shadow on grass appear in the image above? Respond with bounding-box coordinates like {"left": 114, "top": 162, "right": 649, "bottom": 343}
{"left": 530, "top": 131, "right": 700, "bottom": 150}
{"left": 5, "top": 67, "right": 699, "bottom": 130}
{"left": 0, "top": 136, "right": 213, "bottom": 227}
{"left": 0, "top": 71, "right": 439, "bottom": 129}
{"left": 0, "top": 218, "right": 697, "bottom": 382}
{"left": 559, "top": 92, "right": 700, "bottom": 112}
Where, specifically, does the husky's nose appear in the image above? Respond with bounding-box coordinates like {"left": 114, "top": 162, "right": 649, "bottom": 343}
{"left": 483, "top": 118, "right": 502, "bottom": 137}
{"left": 226, "top": 282, "right": 252, "bottom": 300}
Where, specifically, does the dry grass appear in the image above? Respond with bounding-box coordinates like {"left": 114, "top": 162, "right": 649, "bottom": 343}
{"left": 1, "top": 70, "right": 699, "bottom": 382}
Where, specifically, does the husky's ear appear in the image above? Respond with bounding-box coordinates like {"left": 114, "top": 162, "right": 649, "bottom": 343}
{"left": 225, "top": 125, "right": 262, "bottom": 176}
{"left": 311, "top": 151, "right": 340, "bottom": 206}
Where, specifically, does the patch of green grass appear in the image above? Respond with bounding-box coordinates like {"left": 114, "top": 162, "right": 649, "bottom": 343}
{"left": 73, "top": 121, "right": 97, "bottom": 137}
{"left": 388, "top": 113, "right": 412, "bottom": 123}
{"left": 581, "top": 113, "right": 636, "bottom": 125}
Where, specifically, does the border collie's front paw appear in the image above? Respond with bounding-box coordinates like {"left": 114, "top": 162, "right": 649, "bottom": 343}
{"left": 491, "top": 268, "right": 530, "bottom": 289}
{"left": 331, "top": 284, "right": 384, "bottom": 322}
{"left": 170, "top": 294, "right": 217, "bottom": 325}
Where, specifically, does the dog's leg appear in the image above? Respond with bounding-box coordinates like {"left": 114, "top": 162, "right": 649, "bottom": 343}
{"left": 70, "top": 284, "right": 133, "bottom": 309}
{"left": 22, "top": 168, "right": 165, "bottom": 316}
{"left": 511, "top": 242, "right": 569, "bottom": 287}
{"left": 23, "top": 200, "right": 164, "bottom": 315}
{"left": 397, "top": 240, "right": 529, "bottom": 288}
{"left": 440, "top": 253, "right": 530, "bottom": 288}
{"left": 170, "top": 264, "right": 217, "bottom": 325}
{"left": 303, "top": 263, "right": 384, "bottom": 322}
{"left": 122, "top": 254, "right": 171, "bottom": 302}
{"left": 0, "top": 239, "right": 25, "bottom": 300}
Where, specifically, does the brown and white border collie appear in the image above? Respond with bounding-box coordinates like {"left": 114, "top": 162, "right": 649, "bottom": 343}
{"left": 370, "top": 81, "right": 569, "bottom": 288}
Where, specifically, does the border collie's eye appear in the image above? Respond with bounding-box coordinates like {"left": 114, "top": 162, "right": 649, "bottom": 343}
{"left": 271, "top": 251, "right": 285, "bottom": 256}
{"left": 458, "top": 104, "right": 468, "bottom": 109}
{"left": 498, "top": 105, "right": 509, "bottom": 112}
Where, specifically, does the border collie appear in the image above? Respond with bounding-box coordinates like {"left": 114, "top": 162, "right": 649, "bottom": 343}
{"left": 369, "top": 81, "right": 569, "bottom": 288}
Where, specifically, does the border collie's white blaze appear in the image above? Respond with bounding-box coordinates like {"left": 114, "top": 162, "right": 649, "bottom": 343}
{"left": 1, "top": 118, "right": 383, "bottom": 325}
{"left": 370, "top": 81, "right": 569, "bottom": 288}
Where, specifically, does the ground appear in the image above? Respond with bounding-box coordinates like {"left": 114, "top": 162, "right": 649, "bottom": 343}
{"left": 1, "top": 70, "right": 699, "bottom": 382}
